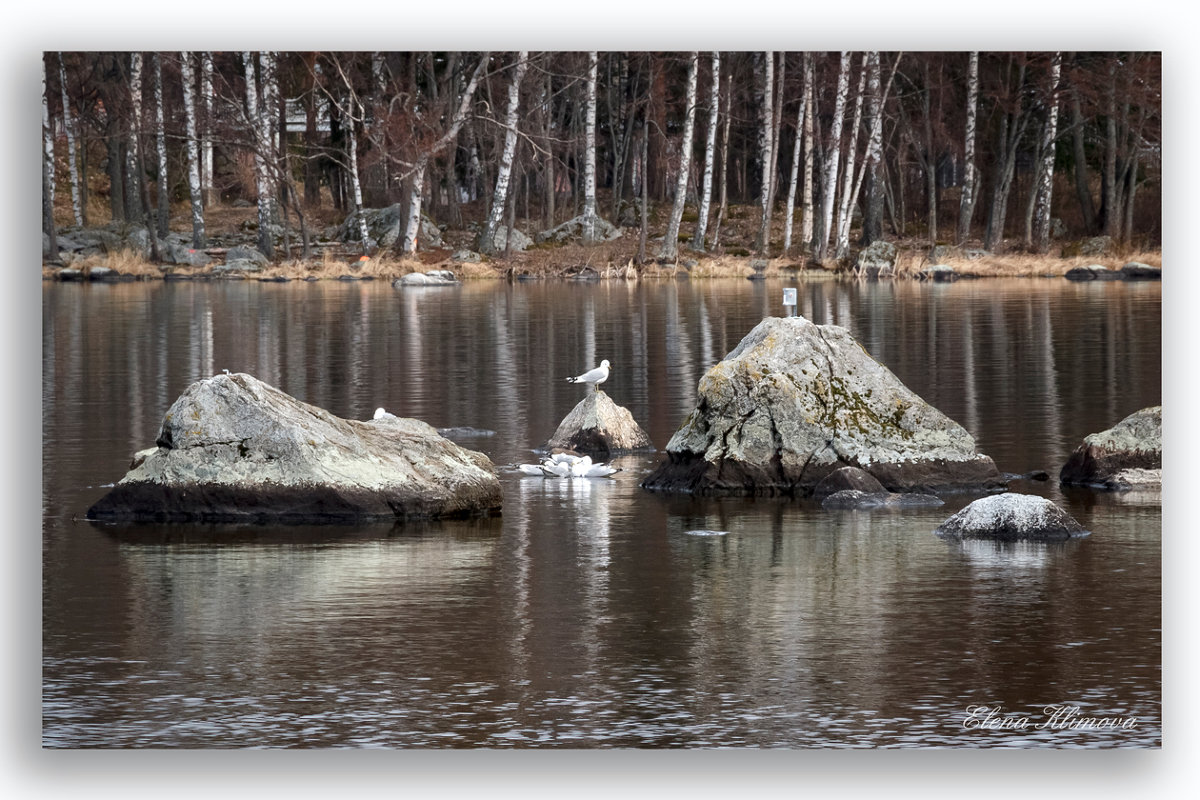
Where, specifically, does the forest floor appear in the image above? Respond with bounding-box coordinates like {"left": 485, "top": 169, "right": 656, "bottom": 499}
{"left": 43, "top": 197, "right": 1162, "bottom": 283}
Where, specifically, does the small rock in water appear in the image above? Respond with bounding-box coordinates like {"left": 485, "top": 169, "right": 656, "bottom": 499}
{"left": 682, "top": 530, "right": 728, "bottom": 536}
{"left": 934, "top": 494, "right": 1089, "bottom": 542}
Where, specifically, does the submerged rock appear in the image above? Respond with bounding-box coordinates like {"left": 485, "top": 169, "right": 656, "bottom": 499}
{"left": 919, "top": 264, "right": 959, "bottom": 282}
{"left": 1060, "top": 406, "right": 1161, "bottom": 490}
{"left": 395, "top": 271, "right": 459, "bottom": 286}
{"left": 822, "top": 489, "right": 944, "bottom": 510}
{"left": 1065, "top": 265, "right": 1121, "bottom": 281}
{"left": 545, "top": 390, "right": 654, "bottom": 457}
{"left": 1120, "top": 262, "right": 1161, "bottom": 280}
{"left": 641, "top": 316, "right": 1004, "bottom": 497}
{"left": 934, "top": 494, "right": 1090, "bottom": 542}
{"left": 87, "top": 373, "right": 502, "bottom": 522}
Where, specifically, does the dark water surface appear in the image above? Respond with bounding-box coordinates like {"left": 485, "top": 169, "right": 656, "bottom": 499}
{"left": 42, "top": 276, "right": 1161, "bottom": 748}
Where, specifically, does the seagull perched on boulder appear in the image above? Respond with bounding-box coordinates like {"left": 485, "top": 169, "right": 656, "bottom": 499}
{"left": 565, "top": 359, "right": 610, "bottom": 391}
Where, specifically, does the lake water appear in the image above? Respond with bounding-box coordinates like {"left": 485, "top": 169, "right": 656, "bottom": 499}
{"left": 41, "top": 276, "right": 1162, "bottom": 748}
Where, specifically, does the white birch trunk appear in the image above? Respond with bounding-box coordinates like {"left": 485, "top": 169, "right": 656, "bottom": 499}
{"left": 755, "top": 51, "right": 774, "bottom": 253}
{"left": 242, "top": 51, "right": 272, "bottom": 257}
{"left": 479, "top": 52, "right": 529, "bottom": 254}
{"left": 581, "top": 51, "right": 599, "bottom": 241}
{"left": 346, "top": 98, "right": 370, "bottom": 252}
{"left": 202, "top": 52, "right": 214, "bottom": 207}
{"left": 179, "top": 52, "right": 206, "bottom": 247}
{"left": 801, "top": 55, "right": 815, "bottom": 249}
{"left": 259, "top": 52, "right": 280, "bottom": 224}
{"left": 1032, "top": 53, "right": 1063, "bottom": 253}
{"left": 126, "top": 52, "right": 144, "bottom": 222}
{"left": 957, "top": 51, "right": 979, "bottom": 244}
{"left": 782, "top": 59, "right": 809, "bottom": 256}
{"left": 658, "top": 52, "right": 699, "bottom": 261}
{"left": 693, "top": 51, "right": 720, "bottom": 250}
{"left": 58, "top": 54, "right": 82, "bottom": 227}
{"left": 835, "top": 54, "right": 868, "bottom": 258}
{"left": 153, "top": 53, "right": 169, "bottom": 238}
{"left": 816, "top": 52, "right": 851, "bottom": 263}
{"left": 42, "top": 58, "right": 57, "bottom": 251}
{"left": 402, "top": 54, "right": 488, "bottom": 253}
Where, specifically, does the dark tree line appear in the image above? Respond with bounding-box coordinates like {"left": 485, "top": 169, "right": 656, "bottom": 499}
{"left": 42, "top": 51, "right": 1160, "bottom": 263}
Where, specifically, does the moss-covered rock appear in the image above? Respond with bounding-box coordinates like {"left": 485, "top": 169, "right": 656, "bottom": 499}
{"left": 641, "top": 316, "right": 1004, "bottom": 496}
{"left": 1060, "top": 406, "right": 1161, "bottom": 490}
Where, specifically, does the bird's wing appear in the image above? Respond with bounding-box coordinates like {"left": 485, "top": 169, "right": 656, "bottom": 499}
{"left": 570, "top": 365, "right": 607, "bottom": 383}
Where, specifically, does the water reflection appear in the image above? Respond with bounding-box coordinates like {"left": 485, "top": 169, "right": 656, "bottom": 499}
{"left": 43, "top": 278, "right": 1161, "bottom": 748}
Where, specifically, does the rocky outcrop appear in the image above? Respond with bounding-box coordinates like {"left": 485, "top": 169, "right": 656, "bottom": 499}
{"left": 854, "top": 240, "right": 898, "bottom": 278}
{"left": 1060, "top": 406, "right": 1161, "bottom": 490}
{"left": 640, "top": 316, "right": 1004, "bottom": 497}
{"left": 87, "top": 373, "right": 502, "bottom": 522}
{"left": 1065, "top": 264, "right": 1121, "bottom": 281}
{"left": 477, "top": 226, "right": 532, "bottom": 254}
{"left": 338, "top": 205, "right": 443, "bottom": 249}
{"left": 934, "top": 494, "right": 1090, "bottom": 542}
{"left": 919, "top": 264, "right": 959, "bottom": 282}
{"left": 1120, "top": 262, "right": 1161, "bottom": 280}
{"left": 535, "top": 214, "right": 622, "bottom": 245}
{"left": 545, "top": 390, "right": 654, "bottom": 457}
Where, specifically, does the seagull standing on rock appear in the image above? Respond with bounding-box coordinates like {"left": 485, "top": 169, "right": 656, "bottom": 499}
{"left": 565, "top": 359, "right": 610, "bottom": 392}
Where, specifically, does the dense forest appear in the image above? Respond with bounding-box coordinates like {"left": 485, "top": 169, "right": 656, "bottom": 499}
{"left": 41, "top": 51, "right": 1161, "bottom": 265}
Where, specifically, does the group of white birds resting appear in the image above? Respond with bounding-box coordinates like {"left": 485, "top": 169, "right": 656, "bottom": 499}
{"left": 375, "top": 359, "right": 622, "bottom": 479}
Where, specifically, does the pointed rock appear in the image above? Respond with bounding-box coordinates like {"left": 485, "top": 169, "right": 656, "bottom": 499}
{"left": 87, "top": 373, "right": 502, "bottom": 522}
{"left": 545, "top": 390, "right": 654, "bottom": 457}
{"left": 641, "top": 316, "right": 1004, "bottom": 496}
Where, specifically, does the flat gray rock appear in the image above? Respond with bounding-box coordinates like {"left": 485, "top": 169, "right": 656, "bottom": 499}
{"left": 87, "top": 373, "right": 502, "bottom": 523}
{"left": 641, "top": 316, "right": 1004, "bottom": 496}
{"left": 934, "top": 494, "right": 1090, "bottom": 542}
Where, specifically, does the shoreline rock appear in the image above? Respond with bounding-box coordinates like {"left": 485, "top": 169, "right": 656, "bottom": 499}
{"left": 641, "top": 316, "right": 1005, "bottom": 497}
{"left": 87, "top": 373, "right": 502, "bottom": 523}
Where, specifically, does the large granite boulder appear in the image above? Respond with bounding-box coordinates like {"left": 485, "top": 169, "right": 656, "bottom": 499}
{"left": 641, "top": 316, "right": 1004, "bottom": 496}
{"left": 477, "top": 225, "right": 532, "bottom": 255}
{"left": 87, "top": 373, "right": 502, "bottom": 522}
{"left": 1060, "top": 406, "right": 1161, "bottom": 490}
{"left": 546, "top": 390, "right": 654, "bottom": 457}
{"left": 338, "top": 205, "right": 444, "bottom": 249}
{"left": 934, "top": 494, "right": 1090, "bottom": 542}
{"left": 855, "top": 240, "right": 898, "bottom": 278}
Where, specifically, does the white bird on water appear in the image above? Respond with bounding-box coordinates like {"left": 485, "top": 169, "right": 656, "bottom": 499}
{"left": 565, "top": 359, "right": 610, "bottom": 391}
{"left": 514, "top": 451, "right": 622, "bottom": 479}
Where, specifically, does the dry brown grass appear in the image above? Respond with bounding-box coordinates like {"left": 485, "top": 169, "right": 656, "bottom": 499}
{"left": 74, "top": 248, "right": 162, "bottom": 277}
{"left": 927, "top": 249, "right": 1162, "bottom": 278}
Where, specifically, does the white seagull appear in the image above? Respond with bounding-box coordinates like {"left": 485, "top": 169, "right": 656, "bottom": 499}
{"left": 373, "top": 407, "right": 398, "bottom": 420}
{"left": 565, "top": 359, "right": 610, "bottom": 391}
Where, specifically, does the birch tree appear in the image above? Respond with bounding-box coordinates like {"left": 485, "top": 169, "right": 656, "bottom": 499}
{"left": 242, "top": 51, "right": 272, "bottom": 257}
{"left": 179, "top": 52, "right": 206, "bottom": 248}
{"left": 860, "top": 52, "right": 886, "bottom": 245}
{"left": 125, "top": 52, "right": 144, "bottom": 223}
{"left": 581, "top": 51, "right": 600, "bottom": 241}
{"left": 834, "top": 54, "right": 868, "bottom": 258}
{"left": 479, "top": 52, "right": 529, "bottom": 254}
{"left": 57, "top": 54, "right": 83, "bottom": 227}
{"left": 401, "top": 54, "right": 488, "bottom": 254}
{"left": 782, "top": 55, "right": 809, "bottom": 255}
{"left": 42, "top": 57, "right": 57, "bottom": 257}
{"left": 815, "top": 52, "right": 851, "bottom": 263}
{"left": 957, "top": 51, "right": 979, "bottom": 244}
{"left": 658, "top": 52, "right": 698, "bottom": 261}
{"left": 754, "top": 51, "right": 774, "bottom": 254}
{"left": 801, "top": 55, "right": 815, "bottom": 249}
{"left": 1032, "top": 53, "right": 1063, "bottom": 252}
{"left": 344, "top": 95, "right": 371, "bottom": 253}
{"left": 710, "top": 71, "right": 732, "bottom": 251}
{"left": 693, "top": 51, "right": 720, "bottom": 250}
{"left": 152, "top": 53, "right": 169, "bottom": 239}
{"left": 984, "top": 55, "right": 1031, "bottom": 251}
{"left": 202, "top": 52, "right": 215, "bottom": 207}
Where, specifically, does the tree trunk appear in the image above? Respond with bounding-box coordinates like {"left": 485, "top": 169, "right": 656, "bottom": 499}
{"left": 259, "top": 52, "right": 281, "bottom": 223}
{"left": 153, "top": 53, "right": 169, "bottom": 239}
{"left": 815, "top": 52, "right": 851, "bottom": 263}
{"left": 401, "top": 54, "right": 488, "bottom": 254}
{"left": 835, "top": 54, "right": 868, "bottom": 259}
{"left": 861, "top": 52, "right": 885, "bottom": 246}
{"left": 479, "top": 52, "right": 529, "bottom": 254}
{"left": 801, "top": 56, "right": 815, "bottom": 249}
{"left": 984, "top": 57, "right": 1029, "bottom": 251}
{"left": 1070, "top": 88, "right": 1097, "bottom": 234}
{"left": 202, "top": 52, "right": 215, "bottom": 208}
{"left": 1032, "top": 53, "right": 1063, "bottom": 253}
{"left": 1103, "top": 58, "right": 1119, "bottom": 238}
{"left": 782, "top": 54, "right": 809, "bottom": 256}
{"left": 42, "top": 57, "right": 57, "bottom": 259}
{"left": 659, "top": 52, "right": 699, "bottom": 261}
{"left": 125, "top": 52, "right": 144, "bottom": 224}
{"left": 755, "top": 51, "right": 774, "bottom": 254}
{"left": 637, "top": 116, "right": 649, "bottom": 264}
{"left": 179, "top": 52, "right": 206, "bottom": 248}
{"left": 242, "top": 51, "right": 273, "bottom": 258}
{"left": 693, "top": 51, "right": 720, "bottom": 250}
{"left": 58, "top": 53, "right": 83, "bottom": 227}
{"left": 922, "top": 58, "right": 938, "bottom": 246}
{"left": 957, "top": 51, "right": 979, "bottom": 244}
{"left": 581, "top": 51, "right": 600, "bottom": 241}
{"left": 711, "top": 70, "right": 732, "bottom": 252}
{"left": 345, "top": 100, "right": 370, "bottom": 253}
{"left": 303, "top": 53, "right": 321, "bottom": 208}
